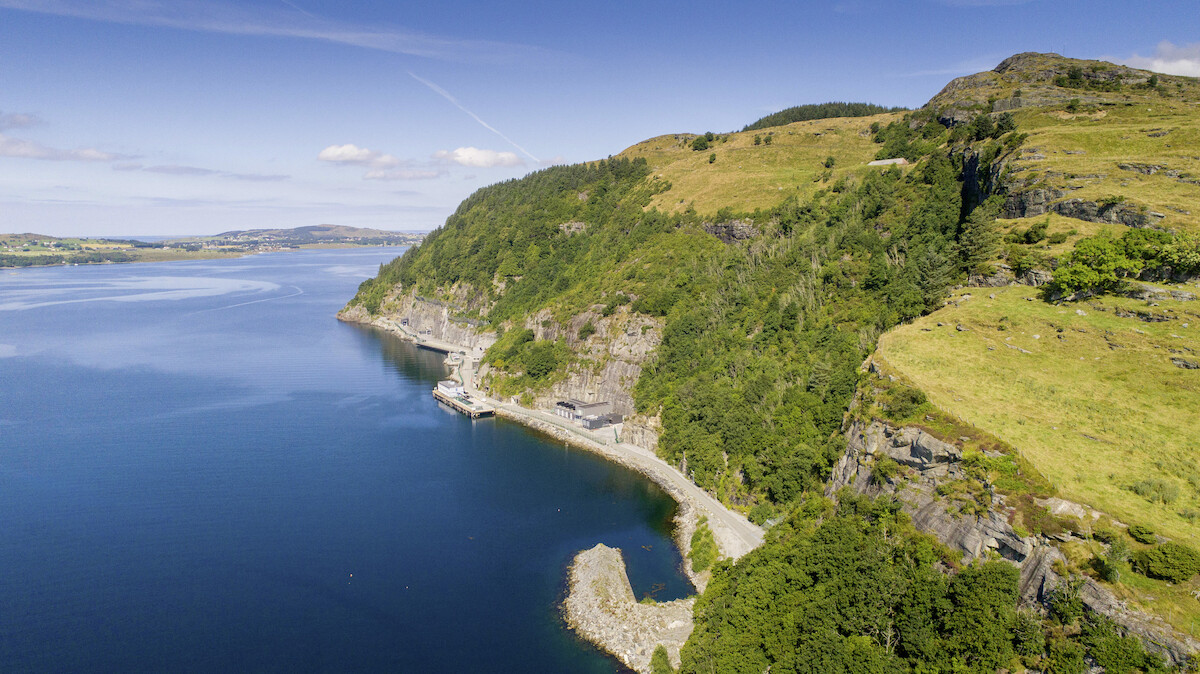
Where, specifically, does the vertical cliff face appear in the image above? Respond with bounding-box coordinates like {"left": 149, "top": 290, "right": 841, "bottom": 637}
{"left": 519, "top": 306, "right": 663, "bottom": 418}
{"left": 339, "top": 284, "right": 498, "bottom": 353}
{"left": 834, "top": 417, "right": 1200, "bottom": 667}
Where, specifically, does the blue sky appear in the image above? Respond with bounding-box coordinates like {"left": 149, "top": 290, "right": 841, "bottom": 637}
{"left": 1, "top": 0, "right": 1198, "bottom": 237}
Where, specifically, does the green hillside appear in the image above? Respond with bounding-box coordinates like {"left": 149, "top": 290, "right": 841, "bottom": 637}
{"left": 349, "top": 52, "right": 1200, "bottom": 669}
{"left": 619, "top": 112, "right": 908, "bottom": 215}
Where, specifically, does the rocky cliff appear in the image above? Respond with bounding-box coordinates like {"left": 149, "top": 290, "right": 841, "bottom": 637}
{"left": 517, "top": 305, "right": 662, "bottom": 419}
{"left": 339, "top": 284, "right": 499, "bottom": 353}
{"left": 832, "top": 416, "right": 1199, "bottom": 667}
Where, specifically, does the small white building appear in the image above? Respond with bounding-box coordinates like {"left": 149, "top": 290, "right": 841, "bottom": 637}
{"left": 437, "top": 380, "right": 465, "bottom": 397}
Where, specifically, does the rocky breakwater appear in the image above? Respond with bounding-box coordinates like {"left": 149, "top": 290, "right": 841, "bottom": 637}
{"left": 831, "top": 417, "right": 1199, "bottom": 666}
{"left": 564, "top": 544, "right": 694, "bottom": 674}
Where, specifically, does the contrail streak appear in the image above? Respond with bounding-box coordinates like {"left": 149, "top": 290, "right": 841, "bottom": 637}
{"left": 280, "top": 0, "right": 315, "bottom": 18}
{"left": 408, "top": 71, "right": 540, "bottom": 164}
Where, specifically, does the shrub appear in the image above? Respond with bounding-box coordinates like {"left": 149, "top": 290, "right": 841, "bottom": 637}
{"left": 886, "top": 386, "right": 927, "bottom": 420}
{"left": 1046, "top": 637, "right": 1086, "bottom": 674}
{"left": 1081, "top": 615, "right": 1151, "bottom": 674}
{"left": 824, "top": 155, "right": 835, "bottom": 168}
{"left": 1048, "top": 232, "right": 1069, "bottom": 245}
{"left": 1024, "top": 219, "right": 1049, "bottom": 244}
{"left": 1128, "top": 524, "right": 1156, "bottom": 544}
{"left": 689, "top": 519, "right": 718, "bottom": 572}
{"left": 1046, "top": 233, "right": 1142, "bottom": 297}
{"left": 873, "top": 457, "right": 900, "bottom": 483}
{"left": 763, "top": 134, "right": 773, "bottom": 145}
{"left": 650, "top": 645, "right": 675, "bottom": 674}
{"left": 577, "top": 321, "right": 596, "bottom": 341}
{"left": 1013, "top": 609, "right": 1046, "bottom": 657}
{"left": 1128, "top": 478, "right": 1180, "bottom": 505}
{"left": 753, "top": 134, "right": 762, "bottom": 146}
{"left": 1048, "top": 575, "right": 1084, "bottom": 625}
{"left": 1096, "top": 537, "right": 1128, "bottom": 582}
{"left": 708, "top": 153, "right": 716, "bottom": 164}
{"left": 522, "top": 341, "right": 558, "bottom": 380}
{"left": 748, "top": 502, "right": 775, "bottom": 525}
{"left": 1132, "top": 542, "right": 1200, "bottom": 583}
{"left": 600, "top": 292, "right": 629, "bottom": 317}
{"left": 691, "top": 136, "right": 709, "bottom": 151}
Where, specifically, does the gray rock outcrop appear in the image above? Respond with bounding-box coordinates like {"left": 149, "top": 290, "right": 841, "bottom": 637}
{"left": 1002, "top": 187, "right": 1067, "bottom": 219}
{"left": 339, "top": 285, "right": 498, "bottom": 354}
{"left": 1051, "top": 198, "right": 1165, "bottom": 229}
{"left": 564, "top": 544, "right": 695, "bottom": 674}
{"left": 702, "top": 219, "right": 759, "bottom": 243}
{"left": 523, "top": 306, "right": 663, "bottom": 419}
{"left": 833, "top": 416, "right": 1200, "bottom": 667}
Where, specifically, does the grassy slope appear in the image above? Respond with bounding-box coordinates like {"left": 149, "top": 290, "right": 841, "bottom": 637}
{"left": 878, "top": 285, "right": 1200, "bottom": 550}
{"left": 619, "top": 112, "right": 907, "bottom": 215}
{"left": 1008, "top": 100, "right": 1200, "bottom": 232}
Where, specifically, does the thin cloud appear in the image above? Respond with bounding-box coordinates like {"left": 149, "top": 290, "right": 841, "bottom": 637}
{"left": 934, "top": 0, "right": 1034, "bottom": 6}
{"left": 1119, "top": 41, "right": 1200, "bottom": 78}
{"left": 0, "top": 111, "right": 41, "bottom": 130}
{"left": 113, "top": 161, "right": 289, "bottom": 181}
{"left": 0, "top": 0, "right": 549, "bottom": 64}
{"left": 364, "top": 168, "right": 443, "bottom": 181}
{"left": 0, "top": 132, "right": 121, "bottom": 161}
{"left": 900, "top": 54, "right": 1004, "bottom": 78}
{"left": 408, "top": 72, "right": 540, "bottom": 164}
{"left": 317, "top": 143, "right": 399, "bottom": 169}
{"left": 318, "top": 143, "right": 439, "bottom": 180}
{"left": 433, "top": 147, "right": 523, "bottom": 168}
{"left": 144, "top": 164, "right": 219, "bottom": 176}
{"left": 228, "top": 172, "right": 289, "bottom": 182}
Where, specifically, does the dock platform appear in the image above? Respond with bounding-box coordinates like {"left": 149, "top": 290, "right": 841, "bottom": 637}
{"left": 432, "top": 388, "right": 495, "bottom": 418}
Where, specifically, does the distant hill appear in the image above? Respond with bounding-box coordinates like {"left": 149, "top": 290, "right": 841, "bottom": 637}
{"left": 208, "top": 224, "right": 417, "bottom": 241}
{"left": 742, "top": 101, "right": 906, "bottom": 131}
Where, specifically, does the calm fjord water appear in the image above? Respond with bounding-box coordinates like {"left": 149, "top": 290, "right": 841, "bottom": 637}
{"left": 0, "top": 248, "right": 690, "bottom": 672}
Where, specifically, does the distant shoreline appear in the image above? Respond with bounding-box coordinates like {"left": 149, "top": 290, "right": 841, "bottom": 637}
{"left": 1, "top": 227, "right": 422, "bottom": 270}
{"left": 0, "top": 243, "right": 411, "bottom": 270}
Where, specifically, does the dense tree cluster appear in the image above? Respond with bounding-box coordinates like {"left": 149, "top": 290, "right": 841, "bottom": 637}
{"left": 0, "top": 251, "right": 135, "bottom": 267}
{"left": 743, "top": 102, "right": 907, "bottom": 132}
{"left": 1047, "top": 228, "right": 1200, "bottom": 297}
{"left": 680, "top": 494, "right": 1166, "bottom": 674}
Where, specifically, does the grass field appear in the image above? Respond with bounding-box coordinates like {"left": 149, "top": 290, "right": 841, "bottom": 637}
{"left": 1008, "top": 100, "right": 1200, "bottom": 233}
{"left": 877, "top": 284, "right": 1200, "bottom": 636}
{"left": 877, "top": 285, "right": 1200, "bottom": 550}
{"left": 619, "top": 112, "right": 907, "bottom": 215}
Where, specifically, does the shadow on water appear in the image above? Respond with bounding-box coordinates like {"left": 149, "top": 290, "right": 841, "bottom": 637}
{"left": 344, "top": 323, "right": 451, "bottom": 385}
{"left": 342, "top": 319, "right": 691, "bottom": 602}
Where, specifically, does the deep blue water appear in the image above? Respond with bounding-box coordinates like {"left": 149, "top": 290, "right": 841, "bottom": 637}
{"left": 0, "top": 248, "right": 691, "bottom": 672}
